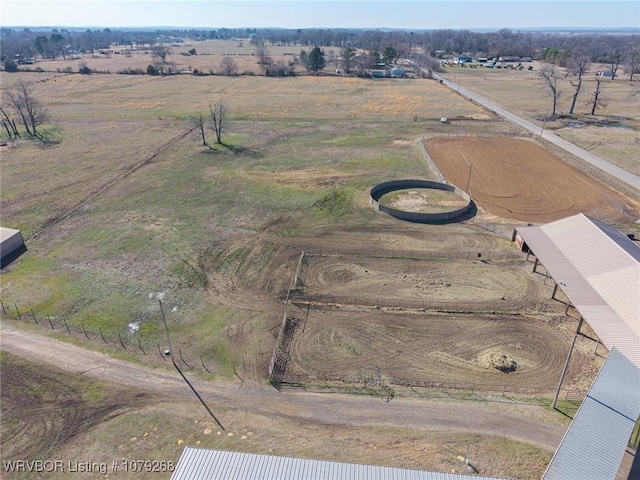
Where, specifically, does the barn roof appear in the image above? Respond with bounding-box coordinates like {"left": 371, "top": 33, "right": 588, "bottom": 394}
{"left": 542, "top": 347, "right": 640, "bottom": 480}
{"left": 515, "top": 213, "right": 640, "bottom": 367}
{"left": 171, "top": 448, "right": 508, "bottom": 480}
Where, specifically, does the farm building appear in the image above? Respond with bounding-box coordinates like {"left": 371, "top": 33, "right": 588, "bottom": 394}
{"left": 512, "top": 213, "right": 639, "bottom": 367}
{"left": 171, "top": 448, "right": 506, "bottom": 480}
{"left": 0, "top": 227, "right": 25, "bottom": 267}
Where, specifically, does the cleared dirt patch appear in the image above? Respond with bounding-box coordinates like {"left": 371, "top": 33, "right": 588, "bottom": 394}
{"left": 380, "top": 188, "right": 468, "bottom": 213}
{"left": 297, "top": 254, "right": 552, "bottom": 311}
{"left": 425, "top": 136, "right": 638, "bottom": 224}
{"left": 283, "top": 306, "right": 574, "bottom": 391}
{"left": 0, "top": 352, "right": 149, "bottom": 462}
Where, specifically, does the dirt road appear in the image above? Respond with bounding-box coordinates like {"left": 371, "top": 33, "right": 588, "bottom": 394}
{"left": 1, "top": 323, "right": 568, "bottom": 451}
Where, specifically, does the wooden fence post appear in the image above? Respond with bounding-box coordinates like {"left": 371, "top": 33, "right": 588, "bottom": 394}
{"left": 200, "top": 355, "right": 210, "bottom": 373}
{"left": 100, "top": 329, "right": 108, "bottom": 344}
{"left": 82, "top": 323, "right": 90, "bottom": 339}
{"left": 118, "top": 333, "right": 127, "bottom": 351}
{"left": 47, "top": 315, "right": 54, "bottom": 329}
{"left": 15, "top": 304, "right": 22, "bottom": 321}
{"left": 179, "top": 349, "right": 191, "bottom": 368}
{"left": 31, "top": 309, "right": 38, "bottom": 325}
{"left": 138, "top": 338, "right": 146, "bottom": 355}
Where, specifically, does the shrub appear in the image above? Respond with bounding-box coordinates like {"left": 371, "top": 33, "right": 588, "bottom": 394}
{"left": 146, "top": 64, "right": 159, "bottom": 75}
{"left": 3, "top": 60, "right": 19, "bottom": 72}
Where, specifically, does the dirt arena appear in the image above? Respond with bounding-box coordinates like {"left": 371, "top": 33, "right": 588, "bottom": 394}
{"left": 425, "top": 136, "right": 638, "bottom": 224}
{"left": 284, "top": 306, "right": 578, "bottom": 391}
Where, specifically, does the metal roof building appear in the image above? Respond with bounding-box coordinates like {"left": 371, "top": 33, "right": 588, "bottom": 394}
{"left": 171, "top": 448, "right": 508, "bottom": 480}
{"left": 513, "top": 213, "right": 640, "bottom": 367}
{"left": 542, "top": 348, "right": 640, "bottom": 480}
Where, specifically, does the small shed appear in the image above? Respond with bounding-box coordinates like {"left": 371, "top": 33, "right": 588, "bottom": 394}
{"left": 1, "top": 227, "right": 26, "bottom": 267}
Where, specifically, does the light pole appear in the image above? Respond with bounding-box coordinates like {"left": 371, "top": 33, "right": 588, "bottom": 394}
{"left": 465, "top": 163, "right": 473, "bottom": 193}
{"left": 159, "top": 299, "right": 225, "bottom": 431}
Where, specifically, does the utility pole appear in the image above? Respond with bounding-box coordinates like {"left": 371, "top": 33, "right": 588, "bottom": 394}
{"left": 465, "top": 163, "right": 473, "bottom": 193}
{"left": 159, "top": 299, "right": 225, "bottom": 431}
{"left": 539, "top": 109, "right": 549, "bottom": 141}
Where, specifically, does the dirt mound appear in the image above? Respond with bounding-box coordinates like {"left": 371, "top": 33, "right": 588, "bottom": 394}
{"left": 480, "top": 351, "right": 518, "bottom": 373}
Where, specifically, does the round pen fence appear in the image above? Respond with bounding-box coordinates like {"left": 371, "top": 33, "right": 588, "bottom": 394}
{"left": 370, "top": 179, "right": 476, "bottom": 224}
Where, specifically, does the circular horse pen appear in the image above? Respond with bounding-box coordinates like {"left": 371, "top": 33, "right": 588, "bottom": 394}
{"left": 370, "top": 179, "right": 476, "bottom": 223}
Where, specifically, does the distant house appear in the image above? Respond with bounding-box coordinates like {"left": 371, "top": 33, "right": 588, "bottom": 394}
{"left": 453, "top": 55, "right": 472, "bottom": 65}
{"left": 596, "top": 70, "right": 613, "bottom": 77}
{"left": 390, "top": 67, "right": 405, "bottom": 77}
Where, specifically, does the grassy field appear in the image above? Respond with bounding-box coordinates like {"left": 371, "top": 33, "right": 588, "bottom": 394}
{"left": 437, "top": 61, "right": 640, "bottom": 175}
{"left": 0, "top": 71, "right": 488, "bottom": 368}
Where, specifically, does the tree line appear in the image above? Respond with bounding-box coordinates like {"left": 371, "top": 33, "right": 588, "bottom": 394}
{"left": 2, "top": 26, "right": 638, "bottom": 72}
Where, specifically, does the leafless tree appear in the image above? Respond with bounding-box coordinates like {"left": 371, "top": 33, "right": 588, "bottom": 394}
{"left": 6, "top": 79, "right": 49, "bottom": 141}
{"left": 606, "top": 49, "right": 624, "bottom": 80}
{"left": 219, "top": 57, "right": 238, "bottom": 76}
{"left": 151, "top": 42, "right": 172, "bottom": 65}
{"left": 191, "top": 112, "right": 210, "bottom": 148}
{"left": 589, "top": 78, "right": 607, "bottom": 115}
{"left": 209, "top": 101, "right": 228, "bottom": 145}
{"left": 340, "top": 47, "right": 356, "bottom": 74}
{"left": 566, "top": 49, "right": 591, "bottom": 115}
{"left": 539, "top": 64, "right": 561, "bottom": 117}
{"left": 624, "top": 44, "right": 640, "bottom": 81}
{"left": 0, "top": 105, "right": 20, "bottom": 141}
{"left": 254, "top": 39, "right": 275, "bottom": 76}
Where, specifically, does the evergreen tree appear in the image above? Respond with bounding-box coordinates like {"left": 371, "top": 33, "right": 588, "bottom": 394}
{"left": 308, "top": 46, "right": 325, "bottom": 75}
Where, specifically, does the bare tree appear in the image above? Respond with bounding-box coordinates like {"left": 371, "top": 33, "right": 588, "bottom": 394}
{"left": 254, "top": 39, "right": 275, "bottom": 76}
{"left": 539, "top": 64, "right": 561, "bottom": 117}
{"left": 606, "top": 49, "right": 624, "bottom": 80}
{"left": 589, "top": 78, "right": 607, "bottom": 115}
{"left": 219, "top": 57, "right": 238, "bottom": 76}
{"left": 151, "top": 42, "right": 172, "bottom": 65}
{"left": 0, "top": 105, "right": 20, "bottom": 141}
{"left": 6, "top": 79, "right": 49, "bottom": 141}
{"left": 191, "top": 112, "right": 210, "bottom": 148}
{"left": 209, "top": 101, "right": 228, "bottom": 145}
{"left": 566, "top": 49, "right": 591, "bottom": 115}
{"left": 624, "top": 43, "right": 640, "bottom": 81}
{"left": 340, "top": 47, "right": 356, "bottom": 74}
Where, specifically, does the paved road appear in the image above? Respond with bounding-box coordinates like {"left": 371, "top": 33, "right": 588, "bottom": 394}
{"left": 1, "top": 323, "right": 568, "bottom": 450}
{"left": 430, "top": 71, "right": 639, "bottom": 191}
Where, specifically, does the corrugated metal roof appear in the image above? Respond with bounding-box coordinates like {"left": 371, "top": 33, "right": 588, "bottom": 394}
{"left": 171, "top": 448, "right": 511, "bottom": 480}
{"left": 543, "top": 348, "right": 640, "bottom": 480}
{"left": 515, "top": 213, "right": 640, "bottom": 367}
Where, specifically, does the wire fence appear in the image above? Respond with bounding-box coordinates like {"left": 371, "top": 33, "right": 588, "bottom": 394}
{"left": 0, "top": 299, "right": 221, "bottom": 378}
{"left": 275, "top": 371, "right": 587, "bottom": 407}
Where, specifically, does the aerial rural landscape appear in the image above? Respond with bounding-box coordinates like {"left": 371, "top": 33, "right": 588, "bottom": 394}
{"left": 1, "top": 1, "right": 639, "bottom": 479}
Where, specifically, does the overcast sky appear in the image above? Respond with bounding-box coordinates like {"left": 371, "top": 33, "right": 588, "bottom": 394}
{"left": 2, "top": 0, "right": 639, "bottom": 30}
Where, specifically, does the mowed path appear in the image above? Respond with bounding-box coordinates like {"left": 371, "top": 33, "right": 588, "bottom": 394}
{"left": 426, "top": 136, "right": 636, "bottom": 224}
{"left": 1, "top": 324, "right": 567, "bottom": 451}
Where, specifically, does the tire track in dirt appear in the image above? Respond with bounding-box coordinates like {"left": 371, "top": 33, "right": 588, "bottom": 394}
{"left": 300, "top": 255, "right": 551, "bottom": 310}
{"left": 1, "top": 324, "right": 569, "bottom": 451}
{"left": 426, "top": 136, "right": 638, "bottom": 224}
{"left": 285, "top": 310, "right": 571, "bottom": 390}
